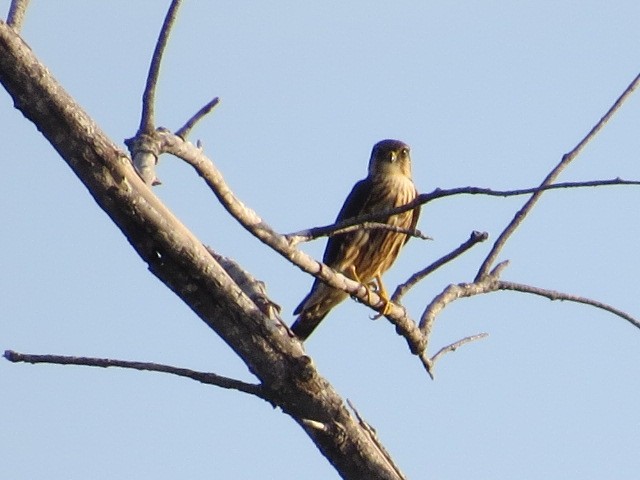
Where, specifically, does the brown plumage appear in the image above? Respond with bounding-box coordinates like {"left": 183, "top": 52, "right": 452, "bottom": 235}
{"left": 291, "top": 139, "right": 420, "bottom": 340}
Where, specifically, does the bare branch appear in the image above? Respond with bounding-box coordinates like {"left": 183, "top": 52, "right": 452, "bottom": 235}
{"left": 418, "top": 353, "right": 435, "bottom": 379}
{"left": 139, "top": 0, "right": 183, "bottom": 134}
{"left": 391, "top": 230, "right": 489, "bottom": 303}
{"left": 425, "top": 178, "right": 640, "bottom": 203}
{"left": 498, "top": 281, "right": 640, "bottom": 330}
{"left": 205, "top": 246, "right": 293, "bottom": 336}
{"left": 289, "top": 177, "right": 640, "bottom": 246}
{"left": 427, "top": 333, "right": 490, "bottom": 377}
{"left": 176, "top": 97, "right": 220, "bottom": 139}
{"left": 286, "top": 221, "right": 430, "bottom": 246}
{"left": 475, "top": 73, "right": 640, "bottom": 281}
{"left": 4, "top": 350, "right": 267, "bottom": 399}
{"left": 6, "top": 0, "right": 30, "bottom": 30}
{"left": 420, "top": 261, "right": 509, "bottom": 352}
{"left": 158, "top": 131, "right": 430, "bottom": 358}
{"left": 347, "top": 399, "right": 407, "bottom": 480}
{"left": 160, "top": 133, "right": 411, "bottom": 312}
{"left": 418, "top": 334, "right": 492, "bottom": 380}
{"left": 125, "top": 132, "right": 163, "bottom": 186}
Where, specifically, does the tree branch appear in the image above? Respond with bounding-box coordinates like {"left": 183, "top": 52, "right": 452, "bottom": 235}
{"left": 498, "top": 281, "right": 640, "bottom": 330}
{"left": 427, "top": 333, "right": 489, "bottom": 377}
{"left": 175, "top": 97, "right": 220, "bottom": 139}
{"left": 6, "top": 0, "right": 30, "bottom": 30}
{"left": 420, "top": 261, "right": 510, "bottom": 353}
{"left": 391, "top": 230, "right": 488, "bottom": 303}
{"left": 286, "top": 220, "right": 430, "bottom": 245}
{"left": 158, "top": 132, "right": 414, "bottom": 317}
{"left": 4, "top": 350, "right": 267, "bottom": 399}
{"left": 286, "top": 177, "right": 640, "bottom": 246}
{"left": 475, "top": 73, "right": 640, "bottom": 281}
{"left": 0, "top": 22, "right": 406, "bottom": 480}
{"left": 139, "top": 0, "right": 182, "bottom": 135}
{"left": 158, "top": 131, "right": 430, "bottom": 355}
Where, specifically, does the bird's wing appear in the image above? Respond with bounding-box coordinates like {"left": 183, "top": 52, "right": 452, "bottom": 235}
{"left": 322, "top": 178, "right": 373, "bottom": 266}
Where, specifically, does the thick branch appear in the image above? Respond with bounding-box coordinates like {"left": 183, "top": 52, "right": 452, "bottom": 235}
{"left": 0, "top": 22, "right": 405, "bottom": 480}
{"left": 158, "top": 131, "right": 428, "bottom": 356}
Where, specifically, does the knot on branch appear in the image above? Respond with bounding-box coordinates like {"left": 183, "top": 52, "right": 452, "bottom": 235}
{"left": 125, "top": 132, "right": 163, "bottom": 186}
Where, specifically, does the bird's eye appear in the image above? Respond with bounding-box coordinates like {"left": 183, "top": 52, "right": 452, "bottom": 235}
{"left": 401, "top": 148, "right": 409, "bottom": 157}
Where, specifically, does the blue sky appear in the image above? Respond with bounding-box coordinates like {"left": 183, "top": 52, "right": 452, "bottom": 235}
{"left": 2, "top": 2, "right": 640, "bottom": 479}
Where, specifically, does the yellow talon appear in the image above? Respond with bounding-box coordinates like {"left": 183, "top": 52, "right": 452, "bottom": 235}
{"left": 374, "top": 273, "right": 393, "bottom": 317}
{"left": 349, "top": 268, "right": 394, "bottom": 317}
{"left": 349, "top": 266, "right": 373, "bottom": 304}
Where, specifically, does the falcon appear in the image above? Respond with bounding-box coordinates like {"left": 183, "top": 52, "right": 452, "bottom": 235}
{"left": 291, "top": 139, "right": 420, "bottom": 340}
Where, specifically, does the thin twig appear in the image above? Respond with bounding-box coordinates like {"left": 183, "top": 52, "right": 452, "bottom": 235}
{"left": 498, "top": 281, "right": 640, "bottom": 330}
{"left": 428, "top": 333, "right": 489, "bottom": 377}
{"left": 6, "top": 0, "right": 30, "bottom": 31}
{"left": 391, "top": 231, "right": 489, "bottom": 303}
{"left": 139, "top": 0, "right": 183, "bottom": 134}
{"left": 176, "top": 97, "right": 220, "bottom": 139}
{"left": 347, "top": 399, "right": 408, "bottom": 480}
{"left": 3, "top": 350, "right": 269, "bottom": 400}
{"left": 425, "top": 178, "right": 640, "bottom": 202}
{"left": 475, "top": 73, "right": 640, "bottom": 281}
{"left": 418, "top": 353, "right": 434, "bottom": 380}
{"left": 287, "top": 222, "right": 430, "bottom": 246}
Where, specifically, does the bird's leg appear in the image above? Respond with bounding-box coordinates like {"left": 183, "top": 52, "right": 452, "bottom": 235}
{"left": 373, "top": 274, "right": 393, "bottom": 317}
{"left": 348, "top": 266, "right": 374, "bottom": 304}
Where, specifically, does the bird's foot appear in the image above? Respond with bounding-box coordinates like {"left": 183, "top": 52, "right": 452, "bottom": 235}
{"left": 371, "top": 274, "right": 393, "bottom": 319}
{"left": 348, "top": 266, "right": 370, "bottom": 301}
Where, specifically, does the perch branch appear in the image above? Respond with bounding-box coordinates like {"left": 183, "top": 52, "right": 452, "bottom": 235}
{"left": 157, "top": 131, "right": 428, "bottom": 354}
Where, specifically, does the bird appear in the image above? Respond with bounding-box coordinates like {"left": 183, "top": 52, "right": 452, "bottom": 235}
{"left": 291, "top": 139, "right": 420, "bottom": 340}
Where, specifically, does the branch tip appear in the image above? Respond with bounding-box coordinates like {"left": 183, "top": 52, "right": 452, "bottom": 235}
{"left": 176, "top": 96, "right": 220, "bottom": 139}
{"left": 139, "top": 0, "right": 183, "bottom": 134}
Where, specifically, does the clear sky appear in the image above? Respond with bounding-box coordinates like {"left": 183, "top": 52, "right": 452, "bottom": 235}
{"left": 2, "top": 2, "right": 639, "bottom": 479}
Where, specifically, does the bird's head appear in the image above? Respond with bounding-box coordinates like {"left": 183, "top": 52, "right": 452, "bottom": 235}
{"left": 367, "top": 139, "right": 412, "bottom": 178}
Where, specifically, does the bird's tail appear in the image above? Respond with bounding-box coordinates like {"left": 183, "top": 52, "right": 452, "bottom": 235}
{"left": 290, "top": 310, "right": 328, "bottom": 341}
{"left": 291, "top": 282, "right": 348, "bottom": 340}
